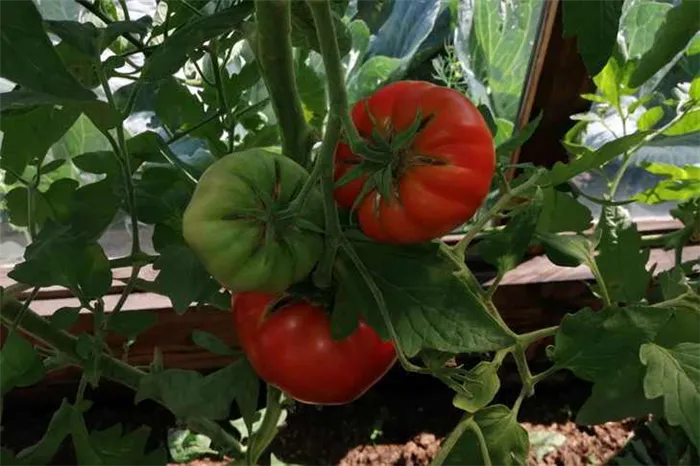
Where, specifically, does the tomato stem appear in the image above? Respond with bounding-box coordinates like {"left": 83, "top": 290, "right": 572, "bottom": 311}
{"left": 254, "top": 0, "right": 315, "bottom": 167}
{"left": 247, "top": 385, "right": 284, "bottom": 465}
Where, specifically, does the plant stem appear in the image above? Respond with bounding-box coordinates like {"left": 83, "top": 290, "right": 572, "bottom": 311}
{"left": 431, "top": 415, "right": 492, "bottom": 466}
{"left": 74, "top": 0, "right": 147, "bottom": 52}
{"left": 517, "top": 325, "right": 558, "bottom": 347}
{"left": 254, "top": 0, "right": 313, "bottom": 167}
{"left": 0, "top": 295, "right": 244, "bottom": 456}
{"left": 453, "top": 169, "right": 545, "bottom": 260}
{"left": 248, "top": 386, "right": 284, "bottom": 465}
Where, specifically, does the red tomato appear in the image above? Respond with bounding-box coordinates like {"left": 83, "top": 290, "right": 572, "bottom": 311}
{"left": 232, "top": 292, "right": 396, "bottom": 405}
{"left": 334, "top": 80, "right": 496, "bottom": 243}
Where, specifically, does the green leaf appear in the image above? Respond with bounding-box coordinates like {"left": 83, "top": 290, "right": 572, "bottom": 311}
{"left": 9, "top": 225, "right": 112, "bottom": 300}
{"left": 562, "top": 0, "right": 625, "bottom": 76}
{"left": 346, "top": 56, "right": 402, "bottom": 104}
{"left": 543, "top": 130, "right": 651, "bottom": 186}
{"left": 630, "top": 0, "right": 700, "bottom": 87}
{"left": 108, "top": 312, "right": 158, "bottom": 341}
{"left": 621, "top": 1, "right": 673, "bottom": 59}
{"left": 152, "top": 244, "right": 222, "bottom": 314}
{"left": 634, "top": 163, "right": 700, "bottom": 204}
{"left": 191, "top": 330, "right": 240, "bottom": 357}
{"left": 690, "top": 76, "right": 700, "bottom": 100}
{"left": 51, "top": 113, "right": 111, "bottom": 161}
{"left": 478, "top": 196, "right": 543, "bottom": 274}
{"left": 290, "top": 1, "right": 351, "bottom": 58}
{"left": 663, "top": 110, "right": 700, "bottom": 136}
{"left": 339, "top": 239, "right": 516, "bottom": 357}
{"left": 0, "top": 105, "right": 81, "bottom": 175}
{"left": 0, "top": 332, "right": 46, "bottom": 395}
{"left": 536, "top": 232, "right": 593, "bottom": 268}
{"left": 594, "top": 206, "right": 652, "bottom": 304}
{"left": 136, "top": 361, "right": 257, "bottom": 421}
{"left": 456, "top": 0, "right": 544, "bottom": 123}
{"left": 133, "top": 165, "right": 193, "bottom": 227}
{"left": 441, "top": 406, "right": 528, "bottom": 466}
{"left": 49, "top": 307, "right": 82, "bottom": 331}
{"left": 81, "top": 423, "right": 168, "bottom": 465}
{"left": 640, "top": 342, "right": 700, "bottom": 449}
{"left": 451, "top": 361, "right": 501, "bottom": 414}
{"left": 495, "top": 112, "right": 543, "bottom": 160}
{"left": 14, "top": 399, "right": 78, "bottom": 464}
{"left": 0, "top": 0, "right": 95, "bottom": 100}
{"left": 536, "top": 187, "right": 592, "bottom": 233}
{"left": 295, "top": 54, "right": 327, "bottom": 131}
{"left": 637, "top": 107, "right": 665, "bottom": 131}
{"left": 142, "top": 3, "right": 254, "bottom": 81}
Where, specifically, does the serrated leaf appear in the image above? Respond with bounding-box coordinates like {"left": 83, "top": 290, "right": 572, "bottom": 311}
{"left": 640, "top": 342, "right": 700, "bottom": 449}
{"left": 441, "top": 405, "right": 528, "bottom": 466}
{"left": 634, "top": 163, "right": 700, "bottom": 205}
{"left": 594, "top": 206, "right": 652, "bottom": 304}
{"left": 191, "top": 330, "right": 239, "bottom": 357}
{"left": 630, "top": 0, "right": 700, "bottom": 87}
{"left": 339, "top": 239, "right": 515, "bottom": 357}
{"left": 49, "top": 307, "right": 82, "bottom": 331}
{"left": 83, "top": 422, "right": 168, "bottom": 465}
{"left": 479, "top": 197, "right": 543, "bottom": 274}
{"left": 451, "top": 361, "right": 501, "bottom": 413}
{"left": 108, "top": 311, "right": 157, "bottom": 341}
{"left": 0, "top": 332, "right": 46, "bottom": 394}
{"left": 14, "top": 399, "right": 76, "bottom": 464}
{"left": 536, "top": 187, "right": 592, "bottom": 233}
{"left": 142, "top": 3, "right": 254, "bottom": 80}
{"left": 562, "top": 0, "right": 625, "bottom": 77}
{"left": 543, "top": 130, "right": 651, "bottom": 186}
{"left": 152, "top": 244, "right": 221, "bottom": 314}
{"left": 0, "top": 0, "right": 95, "bottom": 100}
{"left": 638, "top": 107, "right": 665, "bottom": 131}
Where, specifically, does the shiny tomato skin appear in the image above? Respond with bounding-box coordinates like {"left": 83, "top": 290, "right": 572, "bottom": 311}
{"left": 334, "top": 81, "right": 495, "bottom": 243}
{"left": 232, "top": 292, "right": 397, "bottom": 405}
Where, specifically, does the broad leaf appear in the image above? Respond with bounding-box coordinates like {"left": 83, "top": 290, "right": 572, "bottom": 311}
{"left": 621, "top": 0, "right": 673, "bottom": 59}
{"left": 0, "top": 332, "right": 46, "bottom": 395}
{"left": 451, "top": 361, "right": 501, "bottom": 414}
{"left": 562, "top": 0, "right": 625, "bottom": 77}
{"left": 51, "top": 114, "right": 111, "bottom": 161}
{"left": 594, "top": 206, "right": 652, "bottom": 304}
{"left": 346, "top": 56, "right": 402, "bottom": 104}
{"left": 640, "top": 342, "right": 700, "bottom": 449}
{"left": 441, "top": 405, "right": 528, "bottom": 466}
{"left": 664, "top": 110, "right": 700, "bottom": 136}
{"left": 634, "top": 163, "right": 700, "bottom": 204}
{"left": 133, "top": 165, "right": 193, "bottom": 227}
{"left": 630, "top": 0, "right": 700, "bottom": 87}
{"left": 295, "top": 54, "right": 327, "bottom": 131}
{"left": 454, "top": 0, "right": 544, "bottom": 124}
{"left": 536, "top": 232, "right": 593, "bottom": 268}
{"left": 80, "top": 423, "right": 168, "bottom": 465}
{"left": 0, "top": 0, "right": 95, "bottom": 99}
{"left": 637, "top": 107, "right": 664, "bottom": 131}
{"left": 495, "top": 113, "right": 543, "bottom": 160}
{"left": 536, "top": 187, "right": 592, "bottom": 233}
{"left": 108, "top": 312, "right": 158, "bottom": 341}
{"left": 13, "top": 400, "right": 82, "bottom": 465}
{"left": 339, "top": 238, "right": 516, "bottom": 357}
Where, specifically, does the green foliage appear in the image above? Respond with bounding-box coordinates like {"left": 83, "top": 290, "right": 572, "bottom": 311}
{"left": 0, "top": 332, "right": 46, "bottom": 394}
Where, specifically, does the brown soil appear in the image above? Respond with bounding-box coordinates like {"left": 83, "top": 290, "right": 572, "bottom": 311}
{"left": 2, "top": 365, "right": 649, "bottom": 466}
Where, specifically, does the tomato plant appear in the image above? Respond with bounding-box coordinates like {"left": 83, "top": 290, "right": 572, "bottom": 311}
{"left": 232, "top": 291, "right": 396, "bottom": 405}
{"left": 0, "top": 0, "right": 698, "bottom": 465}
{"left": 334, "top": 80, "right": 496, "bottom": 244}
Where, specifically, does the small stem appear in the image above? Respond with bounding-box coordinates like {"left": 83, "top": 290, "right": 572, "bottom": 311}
{"left": 517, "top": 325, "right": 558, "bottom": 347}
{"left": 74, "top": 0, "right": 146, "bottom": 51}
{"left": 191, "top": 58, "right": 216, "bottom": 87}
{"left": 117, "top": 0, "right": 130, "bottom": 20}
{"left": 248, "top": 386, "right": 284, "bottom": 465}
{"left": 167, "top": 111, "right": 223, "bottom": 144}
{"left": 453, "top": 170, "right": 545, "bottom": 260}
{"left": 206, "top": 45, "right": 230, "bottom": 116}
{"left": 109, "top": 253, "right": 157, "bottom": 269}
{"left": 485, "top": 271, "right": 503, "bottom": 299}
{"left": 254, "top": 0, "right": 313, "bottom": 166}
{"left": 530, "top": 366, "right": 559, "bottom": 386}
{"left": 586, "top": 259, "right": 613, "bottom": 307}
{"left": 8, "top": 287, "right": 40, "bottom": 334}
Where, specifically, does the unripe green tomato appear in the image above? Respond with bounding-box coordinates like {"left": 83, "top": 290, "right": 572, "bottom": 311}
{"left": 183, "top": 148, "right": 324, "bottom": 293}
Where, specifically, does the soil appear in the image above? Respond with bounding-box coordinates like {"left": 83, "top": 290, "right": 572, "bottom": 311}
{"left": 2, "top": 361, "right": 656, "bottom": 466}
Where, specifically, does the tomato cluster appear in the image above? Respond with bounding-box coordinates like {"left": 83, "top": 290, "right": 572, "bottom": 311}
{"left": 183, "top": 81, "right": 494, "bottom": 406}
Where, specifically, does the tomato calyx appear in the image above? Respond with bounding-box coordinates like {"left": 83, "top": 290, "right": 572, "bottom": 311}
{"left": 336, "top": 108, "right": 443, "bottom": 214}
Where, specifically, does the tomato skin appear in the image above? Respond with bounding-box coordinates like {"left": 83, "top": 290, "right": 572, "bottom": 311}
{"left": 334, "top": 81, "right": 496, "bottom": 244}
{"left": 232, "top": 292, "right": 397, "bottom": 405}
{"left": 183, "top": 148, "right": 324, "bottom": 293}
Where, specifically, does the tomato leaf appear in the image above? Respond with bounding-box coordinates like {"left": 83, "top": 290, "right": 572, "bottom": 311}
{"left": 107, "top": 311, "right": 158, "bottom": 341}
{"left": 0, "top": 332, "right": 46, "bottom": 395}
{"left": 133, "top": 165, "right": 194, "bottom": 227}
{"left": 495, "top": 112, "right": 542, "bottom": 160}
{"left": 451, "top": 361, "right": 501, "bottom": 414}
{"left": 191, "top": 330, "right": 240, "bottom": 357}
{"left": 536, "top": 232, "right": 593, "bottom": 268}
{"left": 536, "top": 187, "right": 592, "bottom": 233}
{"left": 152, "top": 244, "right": 222, "bottom": 315}
{"left": 478, "top": 195, "right": 543, "bottom": 274}
{"left": 637, "top": 107, "right": 665, "bottom": 131}
{"left": 136, "top": 361, "right": 257, "bottom": 421}
{"left": 346, "top": 56, "right": 402, "bottom": 104}
{"left": 441, "top": 405, "right": 528, "bottom": 466}
{"left": 594, "top": 206, "right": 652, "bottom": 304}
{"left": 0, "top": 0, "right": 95, "bottom": 100}
{"left": 562, "top": 0, "right": 624, "bottom": 77}
{"left": 340, "top": 238, "right": 515, "bottom": 357}
{"left": 640, "top": 342, "right": 700, "bottom": 449}
{"left": 629, "top": 0, "right": 700, "bottom": 87}
{"left": 663, "top": 109, "right": 700, "bottom": 136}
{"left": 142, "top": 3, "right": 254, "bottom": 81}
{"left": 13, "top": 400, "right": 78, "bottom": 464}
{"left": 49, "top": 307, "right": 82, "bottom": 331}
{"left": 290, "top": 1, "right": 351, "bottom": 58}
{"left": 76, "top": 422, "right": 168, "bottom": 465}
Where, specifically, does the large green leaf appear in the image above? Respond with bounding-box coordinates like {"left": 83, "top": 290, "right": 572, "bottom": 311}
{"left": 0, "top": 0, "right": 95, "bottom": 99}
{"left": 621, "top": 0, "right": 673, "bottom": 59}
{"left": 536, "top": 187, "right": 592, "bottom": 233}
{"left": 640, "top": 342, "right": 700, "bottom": 450}
{"left": 77, "top": 423, "right": 168, "bottom": 465}
{"left": 338, "top": 238, "right": 516, "bottom": 357}
{"left": 634, "top": 163, "right": 700, "bottom": 204}
{"left": 0, "top": 332, "right": 46, "bottom": 395}
{"left": 630, "top": 0, "right": 700, "bottom": 87}
{"left": 346, "top": 56, "right": 402, "bottom": 104}
{"left": 455, "top": 0, "right": 544, "bottom": 124}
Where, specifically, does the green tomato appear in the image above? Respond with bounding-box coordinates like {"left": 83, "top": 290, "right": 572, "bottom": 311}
{"left": 183, "top": 148, "right": 324, "bottom": 293}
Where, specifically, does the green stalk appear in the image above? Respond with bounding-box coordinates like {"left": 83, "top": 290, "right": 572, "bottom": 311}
{"left": 248, "top": 386, "right": 284, "bottom": 465}
{"left": 0, "top": 294, "right": 244, "bottom": 456}
{"left": 254, "top": 0, "right": 313, "bottom": 166}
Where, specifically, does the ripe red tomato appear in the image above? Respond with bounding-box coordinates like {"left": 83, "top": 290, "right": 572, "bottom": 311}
{"left": 232, "top": 292, "right": 396, "bottom": 405}
{"left": 334, "top": 80, "right": 495, "bottom": 243}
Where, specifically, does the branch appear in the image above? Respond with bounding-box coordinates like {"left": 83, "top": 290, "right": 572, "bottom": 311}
{"left": 254, "top": 0, "right": 314, "bottom": 166}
